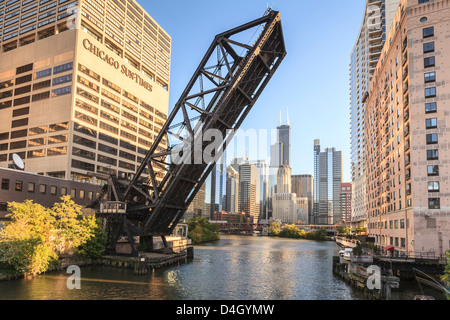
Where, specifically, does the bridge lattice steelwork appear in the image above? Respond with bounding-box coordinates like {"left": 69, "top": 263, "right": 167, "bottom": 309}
{"left": 89, "top": 10, "right": 287, "bottom": 255}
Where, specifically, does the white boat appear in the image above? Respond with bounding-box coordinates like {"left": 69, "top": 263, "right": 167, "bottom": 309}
{"left": 343, "top": 247, "right": 353, "bottom": 261}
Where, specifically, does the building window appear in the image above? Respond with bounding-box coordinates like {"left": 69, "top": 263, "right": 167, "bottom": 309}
{"left": 52, "top": 74, "right": 72, "bottom": 86}
{"left": 426, "top": 133, "right": 438, "bottom": 145}
{"left": 400, "top": 219, "right": 405, "bottom": 229}
{"left": 423, "top": 26, "right": 434, "bottom": 38}
{"left": 51, "top": 85, "right": 72, "bottom": 97}
{"left": 428, "top": 165, "right": 439, "bottom": 176}
{"left": 11, "top": 118, "right": 29, "bottom": 128}
{"left": 74, "top": 122, "right": 97, "bottom": 138}
{"left": 61, "top": 187, "right": 67, "bottom": 196}
{"left": 426, "top": 102, "right": 437, "bottom": 113}
{"left": 97, "top": 154, "right": 117, "bottom": 166}
{"left": 15, "top": 180, "right": 23, "bottom": 192}
{"left": 71, "top": 159, "right": 95, "bottom": 172}
{"left": 48, "top": 134, "right": 68, "bottom": 144}
{"left": 425, "top": 87, "right": 436, "bottom": 98}
{"left": 28, "top": 182, "right": 35, "bottom": 193}
{"left": 73, "top": 135, "right": 96, "bottom": 150}
{"left": 50, "top": 186, "right": 57, "bottom": 196}
{"left": 13, "top": 107, "right": 30, "bottom": 117}
{"left": 1, "top": 179, "right": 10, "bottom": 190}
{"left": 40, "top": 184, "right": 46, "bottom": 194}
{"left": 32, "top": 91, "right": 50, "bottom": 102}
{"left": 53, "top": 62, "right": 73, "bottom": 75}
{"left": 424, "top": 57, "right": 435, "bottom": 68}
{"left": 72, "top": 147, "right": 96, "bottom": 160}
{"left": 427, "top": 149, "right": 439, "bottom": 160}
{"left": 27, "top": 149, "right": 46, "bottom": 158}
{"left": 49, "top": 122, "right": 69, "bottom": 132}
{"left": 34, "top": 68, "right": 52, "bottom": 80}
{"left": 428, "top": 181, "right": 439, "bottom": 192}
{"left": 16, "top": 63, "right": 33, "bottom": 75}
{"left": 428, "top": 198, "right": 440, "bottom": 209}
{"left": 47, "top": 146, "right": 67, "bottom": 156}
{"left": 424, "top": 72, "right": 436, "bottom": 83}
{"left": 98, "top": 143, "right": 118, "bottom": 155}
{"left": 423, "top": 42, "right": 434, "bottom": 53}
{"left": 426, "top": 118, "right": 437, "bottom": 129}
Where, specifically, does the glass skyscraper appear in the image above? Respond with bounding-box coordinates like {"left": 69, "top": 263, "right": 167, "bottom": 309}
{"left": 313, "top": 141, "right": 342, "bottom": 225}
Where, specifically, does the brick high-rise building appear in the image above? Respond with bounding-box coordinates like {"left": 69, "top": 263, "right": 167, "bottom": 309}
{"left": 365, "top": 0, "right": 450, "bottom": 256}
{"left": 350, "top": 0, "right": 401, "bottom": 231}
{"left": 340, "top": 183, "right": 352, "bottom": 224}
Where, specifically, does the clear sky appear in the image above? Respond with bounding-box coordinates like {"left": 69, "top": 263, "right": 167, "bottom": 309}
{"left": 139, "top": 0, "right": 366, "bottom": 182}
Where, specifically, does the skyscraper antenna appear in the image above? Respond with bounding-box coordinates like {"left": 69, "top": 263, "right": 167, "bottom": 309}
{"left": 279, "top": 110, "right": 282, "bottom": 126}
{"left": 287, "top": 106, "right": 290, "bottom": 126}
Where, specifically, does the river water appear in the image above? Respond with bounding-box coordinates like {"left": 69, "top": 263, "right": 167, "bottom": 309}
{"left": 0, "top": 235, "right": 436, "bottom": 300}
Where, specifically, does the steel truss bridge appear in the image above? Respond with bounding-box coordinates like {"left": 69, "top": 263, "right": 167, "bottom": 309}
{"left": 213, "top": 222, "right": 268, "bottom": 233}
{"left": 89, "top": 10, "right": 286, "bottom": 256}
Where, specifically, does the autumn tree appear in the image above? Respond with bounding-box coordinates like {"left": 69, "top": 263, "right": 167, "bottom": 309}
{"left": 0, "top": 196, "right": 102, "bottom": 276}
{"left": 0, "top": 200, "right": 57, "bottom": 276}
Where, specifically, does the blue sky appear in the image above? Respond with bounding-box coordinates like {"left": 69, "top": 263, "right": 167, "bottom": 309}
{"left": 139, "top": 0, "right": 366, "bottom": 182}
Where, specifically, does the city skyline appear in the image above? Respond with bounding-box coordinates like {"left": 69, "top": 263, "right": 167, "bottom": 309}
{"left": 0, "top": 0, "right": 449, "bottom": 303}
{"left": 140, "top": 0, "right": 367, "bottom": 182}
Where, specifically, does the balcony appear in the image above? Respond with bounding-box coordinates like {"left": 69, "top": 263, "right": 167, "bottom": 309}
{"left": 402, "top": 53, "right": 408, "bottom": 66}
{"left": 404, "top": 126, "right": 410, "bottom": 137}
{"left": 405, "top": 141, "right": 410, "bottom": 151}
{"left": 403, "top": 67, "right": 409, "bottom": 80}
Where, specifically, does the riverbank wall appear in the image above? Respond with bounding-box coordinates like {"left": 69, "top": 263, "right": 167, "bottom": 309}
{"left": 333, "top": 256, "right": 400, "bottom": 300}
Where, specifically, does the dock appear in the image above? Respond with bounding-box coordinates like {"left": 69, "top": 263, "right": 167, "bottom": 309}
{"left": 97, "top": 235, "right": 194, "bottom": 274}
{"left": 333, "top": 255, "right": 400, "bottom": 300}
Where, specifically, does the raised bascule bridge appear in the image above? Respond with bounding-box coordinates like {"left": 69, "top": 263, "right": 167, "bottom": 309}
{"left": 88, "top": 10, "right": 287, "bottom": 256}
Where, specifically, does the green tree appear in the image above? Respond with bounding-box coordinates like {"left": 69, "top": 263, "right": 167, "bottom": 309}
{"left": 337, "top": 226, "right": 350, "bottom": 235}
{"left": 187, "top": 217, "right": 220, "bottom": 244}
{"left": 279, "top": 224, "right": 305, "bottom": 239}
{"left": 355, "top": 227, "right": 367, "bottom": 235}
{"left": 50, "top": 196, "right": 97, "bottom": 254}
{"left": 269, "top": 221, "right": 281, "bottom": 236}
{"left": 0, "top": 197, "right": 103, "bottom": 276}
{"left": 305, "top": 228, "right": 327, "bottom": 241}
{"left": 76, "top": 219, "right": 107, "bottom": 259}
{"left": 0, "top": 200, "right": 57, "bottom": 276}
{"left": 441, "top": 250, "right": 450, "bottom": 284}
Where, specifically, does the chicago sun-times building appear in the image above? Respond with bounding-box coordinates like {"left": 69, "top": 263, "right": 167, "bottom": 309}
{"left": 0, "top": 0, "right": 171, "bottom": 185}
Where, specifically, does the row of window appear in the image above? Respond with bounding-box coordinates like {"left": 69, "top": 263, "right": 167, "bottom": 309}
{"left": 77, "top": 63, "right": 166, "bottom": 120}
{"left": 0, "top": 177, "right": 97, "bottom": 205}
{"left": 369, "top": 218, "right": 406, "bottom": 230}
{"left": 421, "top": 24, "right": 441, "bottom": 210}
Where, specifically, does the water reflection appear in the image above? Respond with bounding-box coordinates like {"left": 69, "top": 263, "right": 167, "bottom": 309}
{"left": 0, "top": 235, "right": 364, "bottom": 300}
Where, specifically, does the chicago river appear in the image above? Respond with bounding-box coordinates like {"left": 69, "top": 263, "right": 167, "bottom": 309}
{"left": 0, "top": 235, "right": 426, "bottom": 300}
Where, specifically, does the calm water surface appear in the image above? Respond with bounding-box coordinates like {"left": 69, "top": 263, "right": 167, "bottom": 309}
{"left": 0, "top": 235, "right": 430, "bottom": 300}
